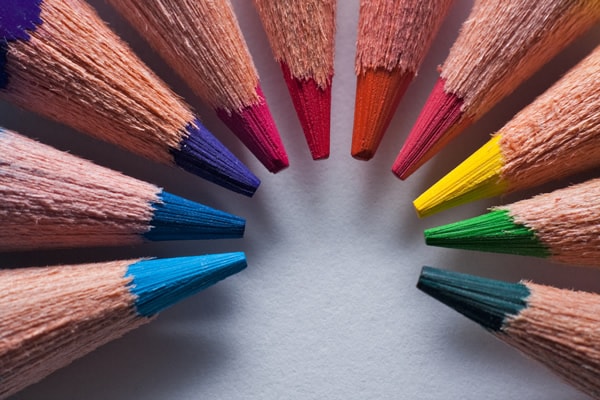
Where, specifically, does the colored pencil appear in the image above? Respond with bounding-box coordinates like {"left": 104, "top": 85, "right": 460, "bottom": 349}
{"left": 392, "top": 0, "right": 600, "bottom": 179}
{"left": 253, "top": 0, "right": 336, "bottom": 160}
{"left": 351, "top": 0, "right": 453, "bottom": 160}
{"left": 418, "top": 266, "right": 600, "bottom": 398}
{"left": 0, "top": 253, "right": 246, "bottom": 399}
{"left": 0, "top": 128, "right": 245, "bottom": 251}
{"left": 414, "top": 44, "right": 600, "bottom": 217}
{"left": 425, "top": 178, "right": 600, "bottom": 267}
{"left": 106, "top": 0, "right": 289, "bottom": 173}
{"left": 0, "top": 0, "right": 259, "bottom": 196}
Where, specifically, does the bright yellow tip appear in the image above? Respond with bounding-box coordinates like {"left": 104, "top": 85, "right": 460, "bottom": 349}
{"left": 414, "top": 134, "right": 509, "bottom": 218}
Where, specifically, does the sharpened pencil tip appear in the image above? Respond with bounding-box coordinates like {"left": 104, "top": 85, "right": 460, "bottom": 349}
{"left": 144, "top": 191, "right": 245, "bottom": 241}
{"left": 417, "top": 266, "right": 530, "bottom": 332}
{"left": 281, "top": 62, "right": 331, "bottom": 160}
{"left": 392, "top": 78, "right": 465, "bottom": 179}
{"left": 217, "top": 85, "right": 289, "bottom": 173}
{"left": 127, "top": 252, "right": 247, "bottom": 317}
{"left": 171, "top": 118, "right": 260, "bottom": 197}
{"left": 352, "top": 68, "right": 414, "bottom": 160}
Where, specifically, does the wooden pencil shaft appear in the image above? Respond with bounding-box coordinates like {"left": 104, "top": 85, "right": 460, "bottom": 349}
{"left": 0, "top": 129, "right": 245, "bottom": 251}
{"left": 106, "top": 0, "right": 258, "bottom": 112}
{"left": 253, "top": 0, "right": 336, "bottom": 87}
{"left": 499, "top": 44, "right": 600, "bottom": 191}
{"left": 501, "top": 178, "right": 600, "bottom": 266}
{"left": 355, "top": 0, "right": 453, "bottom": 74}
{"left": 442, "top": 0, "right": 600, "bottom": 118}
{"left": 0, "top": 260, "right": 145, "bottom": 399}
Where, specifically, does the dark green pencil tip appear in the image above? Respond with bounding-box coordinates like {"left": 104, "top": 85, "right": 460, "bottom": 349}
{"left": 417, "top": 266, "right": 530, "bottom": 332}
{"left": 424, "top": 209, "right": 550, "bottom": 258}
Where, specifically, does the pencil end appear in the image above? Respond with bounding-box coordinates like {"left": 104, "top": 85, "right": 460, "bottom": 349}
{"left": 217, "top": 85, "right": 289, "bottom": 173}
{"left": 424, "top": 209, "right": 550, "bottom": 258}
{"left": 351, "top": 68, "right": 414, "bottom": 161}
{"left": 280, "top": 62, "right": 331, "bottom": 160}
{"left": 392, "top": 78, "right": 465, "bottom": 180}
{"left": 414, "top": 135, "right": 509, "bottom": 217}
{"left": 171, "top": 118, "right": 260, "bottom": 197}
{"left": 127, "top": 252, "right": 247, "bottom": 316}
{"left": 417, "top": 266, "right": 530, "bottom": 332}
{"left": 144, "top": 191, "right": 245, "bottom": 241}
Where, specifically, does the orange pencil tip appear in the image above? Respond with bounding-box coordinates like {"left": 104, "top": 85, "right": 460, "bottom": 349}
{"left": 351, "top": 68, "right": 414, "bottom": 161}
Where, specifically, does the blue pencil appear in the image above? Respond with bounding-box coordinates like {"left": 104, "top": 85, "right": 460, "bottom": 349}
{"left": 0, "top": 253, "right": 247, "bottom": 399}
{"left": 0, "top": 0, "right": 260, "bottom": 196}
{"left": 0, "top": 128, "right": 245, "bottom": 251}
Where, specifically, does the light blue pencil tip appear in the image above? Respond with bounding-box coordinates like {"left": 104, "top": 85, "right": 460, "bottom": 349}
{"left": 126, "top": 252, "right": 247, "bottom": 317}
{"left": 144, "top": 191, "right": 245, "bottom": 241}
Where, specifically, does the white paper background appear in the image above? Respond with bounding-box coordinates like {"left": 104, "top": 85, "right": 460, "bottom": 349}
{"left": 3, "top": 1, "right": 600, "bottom": 399}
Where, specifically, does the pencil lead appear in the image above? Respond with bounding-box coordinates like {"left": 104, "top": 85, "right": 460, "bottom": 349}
{"left": 127, "top": 252, "right": 247, "bottom": 317}
{"left": 281, "top": 62, "right": 331, "bottom": 160}
{"left": 172, "top": 119, "right": 260, "bottom": 197}
{"left": 424, "top": 209, "right": 550, "bottom": 258}
{"left": 216, "top": 85, "right": 289, "bottom": 173}
{"left": 392, "top": 78, "right": 468, "bottom": 179}
{"left": 351, "top": 68, "right": 413, "bottom": 160}
{"left": 414, "top": 134, "right": 508, "bottom": 217}
{"left": 417, "top": 266, "right": 530, "bottom": 332}
{"left": 144, "top": 191, "right": 245, "bottom": 241}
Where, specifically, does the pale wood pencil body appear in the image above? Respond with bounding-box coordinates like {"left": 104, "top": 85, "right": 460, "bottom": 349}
{"left": 0, "top": 129, "right": 159, "bottom": 250}
{"left": 106, "top": 0, "right": 259, "bottom": 112}
{"left": 500, "top": 44, "right": 600, "bottom": 190}
{"left": 1, "top": 0, "right": 193, "bottom": 164}
{"left": 355, "top": 0, "right": 453, "bottom": 75}
{"left": 501, "top": 179, "right": 600, "bottom": 266}
{"left": 504, "top": 283, "right": 600, "bottom": 398}
{"left": 253, "top": 0, "right": 336, "bottom": 87}
{"left": 442, "top": 0, "right": 600, "bottom": 118}
{"left": 0, "top": 260, "right": 149, "bottom": 399}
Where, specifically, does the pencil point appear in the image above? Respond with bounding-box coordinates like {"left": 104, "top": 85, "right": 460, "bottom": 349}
{"left": 127, "top": 252, "right": 247, "bottom": 317}
{"left": 171, "top": 119, "right": 260, "bottom": 197}
{"left": 414, "top": 134, "right": 509, "bottom": 217}
{"left": 392, "top": 78, "right": 465, "bottom": 179}
{"left": 281, "top": 62, "right": 331, "bottom": 160}
{"left": 351, "top": 68, "right": 414, "bottom": 160}
{"left": 144, "top": 191, "right": 245, "bottom": 241}
{"left": 424, "top": 209, "right": 550, "bottom": 258}
{"left": 417, "top": 266, "right": 530, "bottom": 332}
{"left": 217, "top": 85, "right": 289, "bottom": 173}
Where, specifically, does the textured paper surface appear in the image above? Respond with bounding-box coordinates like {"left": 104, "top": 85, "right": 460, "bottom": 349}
{"left": 2, "top": 1, "right": 599, "bottom": 399}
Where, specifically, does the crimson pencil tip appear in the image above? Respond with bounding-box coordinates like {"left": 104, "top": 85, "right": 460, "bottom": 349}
{"left": 392, "top": 78, "right": 465, "bottom": 179}
{"left": 281, "top": 62, "right": 331, "bottom": 160}
{"left": 351, "top": 68, "right": 414, "bottom": 160}
{"left": 217, "top": 85, "right": 289, "bottom": 173}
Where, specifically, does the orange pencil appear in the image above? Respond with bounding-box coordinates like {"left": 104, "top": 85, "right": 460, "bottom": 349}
{"left": 253, "top": 0, "right": 336, "bottom": 160}
{"left": 352, "top": 0, "right": 453, "bottom": 160}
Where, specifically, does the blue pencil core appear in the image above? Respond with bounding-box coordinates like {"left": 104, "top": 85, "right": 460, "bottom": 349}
{"left": 144, "top": 191, "right": 245, "bottom": 241}
{"left": 170, "top": 118, "right": 260, "bottom": 197}
{"left": 126, "top": 253, "right": 247, "bottom": 317}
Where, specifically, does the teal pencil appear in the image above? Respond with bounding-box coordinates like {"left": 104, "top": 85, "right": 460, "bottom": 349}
{"left": 0, "top": 253, "right": 247, "bottom": 399}
{"left": 418, "top": 266, "right": 600, "bottom": 398}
